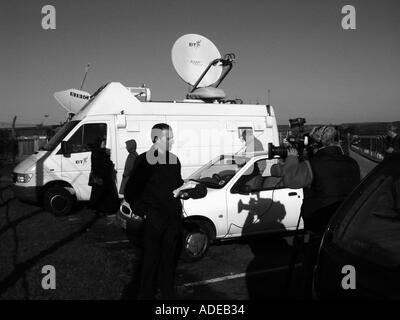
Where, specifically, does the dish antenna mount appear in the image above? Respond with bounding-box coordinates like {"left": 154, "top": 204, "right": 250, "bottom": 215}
{"left": 190, "top": 53, "right": 235, "bottom": 92}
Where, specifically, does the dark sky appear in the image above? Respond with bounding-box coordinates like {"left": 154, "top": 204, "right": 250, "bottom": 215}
{"left": 1, "top": 0, "right": 399, "bottom": 125}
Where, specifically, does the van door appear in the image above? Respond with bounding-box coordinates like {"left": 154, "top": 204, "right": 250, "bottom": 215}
{"left": 226, "top": 158, "right": 303, "bottom": 237}
{"left": 61, "top": 122, "right": 110, "bottom": 201}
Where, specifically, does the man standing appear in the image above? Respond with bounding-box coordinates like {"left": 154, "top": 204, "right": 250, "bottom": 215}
{"left": 281, "top": 125, "right": 360, "bottom": 297}
{"left": 124, "top": 123, "right": 187, "bottom": 299}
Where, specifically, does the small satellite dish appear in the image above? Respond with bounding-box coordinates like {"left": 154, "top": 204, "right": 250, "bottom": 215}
{"left": 171, "top": 34, "right": 223, "bottom": 88}
{"left": 54, "top": 89, "right": 91, "bottom": 114}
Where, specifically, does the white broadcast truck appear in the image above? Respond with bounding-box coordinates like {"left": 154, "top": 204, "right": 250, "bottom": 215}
{"left": 12, "top": 34, "right": 283, "bottom": 217}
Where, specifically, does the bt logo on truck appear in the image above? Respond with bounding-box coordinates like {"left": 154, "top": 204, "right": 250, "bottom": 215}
{"left": 75, "top": 157, "right": 88, "bottom": 165}
{"left": 189, "top": 40, "right": 201, "bottom": 48}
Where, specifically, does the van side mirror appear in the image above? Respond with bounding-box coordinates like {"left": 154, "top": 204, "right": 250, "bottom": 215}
{"left": 61, "top": 141, "right": 71, "bottom": 157}
{"left": 231, "top": 184, "right": 251, "bottom": 195}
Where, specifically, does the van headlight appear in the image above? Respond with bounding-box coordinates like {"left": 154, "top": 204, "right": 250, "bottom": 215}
{"left": 14, "top": 173, "right": 33, "bottom": 183}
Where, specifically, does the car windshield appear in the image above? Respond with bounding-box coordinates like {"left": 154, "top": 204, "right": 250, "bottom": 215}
{"left": 188, "top": 154, "right": 250, "bottom": 189}
{"left": 41, "top": 120, "right": 80, "bottom": 151}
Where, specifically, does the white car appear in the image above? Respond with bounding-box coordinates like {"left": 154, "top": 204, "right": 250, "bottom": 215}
{"left": 117, "top": 152, "right": 304, "bottom": 261}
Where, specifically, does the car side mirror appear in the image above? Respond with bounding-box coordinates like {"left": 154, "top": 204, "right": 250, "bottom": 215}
{"left": 61, "top": 141, "right": 71, "bottom": 158}
{"left": 231, "top": 184, "right": 251, "bottom": 195}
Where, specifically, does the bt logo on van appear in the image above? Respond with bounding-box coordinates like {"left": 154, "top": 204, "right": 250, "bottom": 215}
{"left": 76, "top": 157, "right": 88, "bottom": 165}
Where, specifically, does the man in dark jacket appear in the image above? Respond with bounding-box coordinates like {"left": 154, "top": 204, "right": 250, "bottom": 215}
{"left": 281, "top": 125, "right": 360, "bottom": 297}
{"left": 124, "top": 123, "right": 205, "bottom": 299}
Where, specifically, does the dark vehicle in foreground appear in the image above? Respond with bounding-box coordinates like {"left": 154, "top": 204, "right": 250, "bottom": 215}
{"left": 313, "top": 152, "right": 400, "bottom": 299}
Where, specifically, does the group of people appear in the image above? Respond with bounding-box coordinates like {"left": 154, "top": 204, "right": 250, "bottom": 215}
{"left": 86, "top": 121, "right": 398, "bottom": 299}
{"left": 88, "top": 137, "right": 138, "bottom": 215}
{"left": 278, "top": 123, "right": 399, "bottom": 296}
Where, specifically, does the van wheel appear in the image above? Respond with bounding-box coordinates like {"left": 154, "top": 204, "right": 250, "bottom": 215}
{"left": 44, "top": 186, "right": 75, "bottom": 216}
{"left": 181, "top": 221, "right": 213, "bottom": 262}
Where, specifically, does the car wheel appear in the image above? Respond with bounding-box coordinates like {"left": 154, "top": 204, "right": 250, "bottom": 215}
{"left": 181, "top": 221, "right": 212, "bottom": 262}
{"left": 44, "top": 186, "right": 75, "bottom": 216}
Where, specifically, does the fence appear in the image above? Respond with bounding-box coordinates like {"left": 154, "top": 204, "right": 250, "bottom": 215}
{"left": 350, "top": 135, "right": 387, "bottom": 162}
{"left": 0, "top": 136, "right": 48, "bottom": 164}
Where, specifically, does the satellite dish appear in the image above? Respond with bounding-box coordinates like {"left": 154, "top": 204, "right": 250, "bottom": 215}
{"left": 54, "top": 89, "right": 91, "bottom": 114}
{"left": 171, "top": 34, "right": 223, "bottom": 88}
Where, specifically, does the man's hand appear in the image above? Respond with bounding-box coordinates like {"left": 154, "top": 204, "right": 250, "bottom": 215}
{"left": 173, "top": 189, "right": 189, "bottom": 199}
{"left": 387, "top": 147, "right": 394, "bottom": 154}
{"left": 287, "top": 148, "right": 298, "bottom": 157}
{"left": 173, "top": 181, "right": 198, "bottom": 198}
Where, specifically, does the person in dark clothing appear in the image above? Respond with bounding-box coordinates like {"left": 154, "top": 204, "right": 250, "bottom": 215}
{"left": 124, "top": 123, "right": 205, "bottom": 300}
{"left": 281, "top": 125, "right": 361, "bottom": 297}
{"left": 386, "top": 124, "right": 400, "bottom": 155}
{"left": 119, "top": 139, "right": 138, "bottom": 195}
{"left": 88, "top": 137, "right": 120, "bottom": 215}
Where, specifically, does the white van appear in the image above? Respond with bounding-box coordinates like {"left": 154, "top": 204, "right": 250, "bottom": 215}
{"left": 12, "top": 82, "right": 279, "bottom": 215}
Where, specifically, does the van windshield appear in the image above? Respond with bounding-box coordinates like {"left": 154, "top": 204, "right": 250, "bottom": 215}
{"left": 41, "top": 120, "right": 80, "bottom": 151}
{"left": 188, "top": 155, "right": 250, "bottom": 189}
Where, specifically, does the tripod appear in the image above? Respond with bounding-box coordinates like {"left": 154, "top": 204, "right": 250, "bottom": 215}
{"left": 284, "top": 209, "right": 307, "bottom": 298}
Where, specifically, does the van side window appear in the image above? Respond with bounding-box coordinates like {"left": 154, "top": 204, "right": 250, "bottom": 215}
{"left": 238, "top": 127, "right": 264, "bottom": 152}
{"left": 238, "top": 127, "right": 253, "bottom": 140}
{"left": 68, "top": 123, "right": 107, "bottom": 153}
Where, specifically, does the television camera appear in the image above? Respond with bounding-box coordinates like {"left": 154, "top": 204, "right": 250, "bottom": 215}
{"left": 268, "top": 117, "right": 310, "bottom": 160}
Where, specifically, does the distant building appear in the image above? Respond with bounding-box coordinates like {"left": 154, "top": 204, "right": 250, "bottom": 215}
{"left": 0, "top": 125, "right": 59, "bottom": 162}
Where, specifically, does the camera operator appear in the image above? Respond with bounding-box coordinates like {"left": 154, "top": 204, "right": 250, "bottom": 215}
{"left": 280, "top": 125, "right": 360, "bottom": 297}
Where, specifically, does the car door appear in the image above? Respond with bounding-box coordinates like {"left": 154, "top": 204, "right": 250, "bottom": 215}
{"left": 61, "top": 122, "right": 110, "bottom": 200}
{"left": 226, "top": 157, "right": 303, "bottom": 237}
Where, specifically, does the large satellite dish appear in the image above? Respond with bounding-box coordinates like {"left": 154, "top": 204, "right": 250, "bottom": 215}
{"left": 171, "top": 34, "right": 223, "bottom": 88}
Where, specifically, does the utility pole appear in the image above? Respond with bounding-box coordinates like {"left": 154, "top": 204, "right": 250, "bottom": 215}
{"left": 11, "top": 116, "right": 16, "bottom": 139}
{"left": 11, "top": 115, "right": 17, "bottom": 163}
